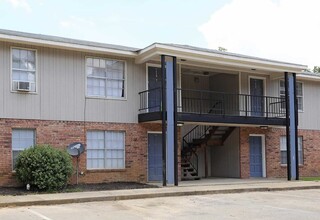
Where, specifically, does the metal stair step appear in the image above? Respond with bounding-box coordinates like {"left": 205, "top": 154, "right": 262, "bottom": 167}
{"left": 181, "top": 176, "right": 201, "bottom": 181}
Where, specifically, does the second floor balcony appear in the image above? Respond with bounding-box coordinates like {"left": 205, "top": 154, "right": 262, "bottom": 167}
{"left": 138, "top": 88, "right": 286, "bottom": 126}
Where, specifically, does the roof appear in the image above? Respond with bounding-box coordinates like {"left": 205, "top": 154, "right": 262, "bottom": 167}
{"left": 0, "top": 29, "right": 307, "bottom": 71}
{"left": 155, "top": 43, "right": 306, "bottom": 67}
{"left": 0, "top": 29, "right": 139, "bottom": 52}
{"left": 300, "top": 71, "right": 320, "bottom": 77}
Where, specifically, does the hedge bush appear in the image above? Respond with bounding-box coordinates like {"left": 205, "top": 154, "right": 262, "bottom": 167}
{"left": 15, "top": 144, "right": 73, "bottom": 191}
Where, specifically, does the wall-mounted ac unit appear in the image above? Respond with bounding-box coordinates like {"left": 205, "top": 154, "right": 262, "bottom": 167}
{"left": 17, "top": 81, "right": 31, "bottom": 92}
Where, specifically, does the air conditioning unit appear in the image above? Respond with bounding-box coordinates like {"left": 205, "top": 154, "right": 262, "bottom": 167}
{"left": 16, "top": 81, "right": 31, "bottom": 92}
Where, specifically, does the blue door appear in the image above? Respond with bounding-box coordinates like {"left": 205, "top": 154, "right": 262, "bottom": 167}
{"left": 249, "top": 136, "right": 263, "bottom": 177}
{"left": 148, "top": 133, "right": 163, "bottom": 181}
{"left": 250, "top": 78, "right": 264, "bottom": 116}
{"left": 148, "top": 66, "right": 162, "bottom": 112}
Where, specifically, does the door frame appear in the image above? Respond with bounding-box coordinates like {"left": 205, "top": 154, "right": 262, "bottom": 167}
{"left": 147, "top": 131, "right": 162, "bottom": 182}
{"left": 249, "top": 134, "right": 266, "bottom": 177}
{"left": 146, "top": 63, "right": 161, "bottom": 90}
{"left": 248, "top": 76, "right": 267, "bottom": 116}
{"left": 145, "top": 63, "right": 162, "bottom": 113}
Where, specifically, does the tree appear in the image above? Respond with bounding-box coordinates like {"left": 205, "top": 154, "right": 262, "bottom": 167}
{"left": 313, "top": 66, "right": 320, "bottom": 73}
{"left": 218, "top": 47, "right": 227, "bottom": 52}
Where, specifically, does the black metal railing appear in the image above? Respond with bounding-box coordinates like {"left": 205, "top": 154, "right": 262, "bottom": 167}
{"left": 181, "top": 146, "right": 199, "bottom": 177}
{"left": 177, "top": 89, "right": 286, "bottom": 118}
{"left": 139, "top": 88, "right": 286, "bottom": 118}
{"left": 139, "top": 87, "right": 162, "bottom": 113}
{"left": 183, "top": 125, "right": 211, "bottom": 148}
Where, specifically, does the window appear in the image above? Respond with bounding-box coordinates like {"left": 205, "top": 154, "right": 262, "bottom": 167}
{"left": 87, "top": 131, "right": 125, "bottom": 169}
{"left": 12, "top": 129, "right": 35, "bottom": 169}
{"left": 280, "top": 136, "right": 303, "bottom": 165}
{"left": 11, "top": 48, "right": 36, "bottom": 92}
{"left": 86, "top": 57, "right": 125, "bottom": 98}
{"left": 280, "top": 80, "right": 303, "bottom": 111}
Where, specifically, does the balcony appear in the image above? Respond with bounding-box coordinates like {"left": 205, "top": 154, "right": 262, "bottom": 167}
{"left": 139, "top": 88, "right": 286, "bottom": 126}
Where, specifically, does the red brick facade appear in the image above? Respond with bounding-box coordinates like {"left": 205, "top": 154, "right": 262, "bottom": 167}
{"left": 0, "top": 118, "right": 172, "bottom": 186}
{"left": 240, "top": 127, "right": 320, "bottom": 178}
{"left": 1, "top": 118, "right": 320, "bottom": 187}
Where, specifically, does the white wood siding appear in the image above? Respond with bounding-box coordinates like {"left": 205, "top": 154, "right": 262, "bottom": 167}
{"left": 0, "top": 42, "right": 145, "bottom": 123}
{"left": 1, "top": 41, "right": 320, "bottom": 129}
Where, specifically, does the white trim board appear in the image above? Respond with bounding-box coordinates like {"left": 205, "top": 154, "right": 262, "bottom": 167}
{"left": 249, "top": 134, "right": 266, "bottom": 178}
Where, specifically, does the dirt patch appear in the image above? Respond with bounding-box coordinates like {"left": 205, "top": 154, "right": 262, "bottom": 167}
{"left": 0, "top": 182, "right": 158, "bottom": 196}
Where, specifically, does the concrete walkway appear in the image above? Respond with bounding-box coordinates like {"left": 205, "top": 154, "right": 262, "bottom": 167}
{"left": 1, "top": 179, "right": 320, "bottom": 208}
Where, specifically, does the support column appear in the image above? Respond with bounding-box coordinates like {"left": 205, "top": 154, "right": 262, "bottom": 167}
{"left": 284, "top": 72, "right": 299, "bottom": 180}
{"left": 161, "top": 55, "right": 178, "bottom": 186}
{"left": 293, "top": 73, "right": 299, "bottom": 180}
{"left": 173, "top": 57, "right": 179, "bottom": 186}
{"left": 161, "top": 55, "right": 167, "bottom": 187}
{"left": 166, "top": 60, "right": 174, "bottom": 185}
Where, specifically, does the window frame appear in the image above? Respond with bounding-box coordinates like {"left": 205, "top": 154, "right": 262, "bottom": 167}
{"left": 279, "top": 80, "right": 304, "bottom": 112}
{"left": 86, "top": 130, "right": 126, "bottom": 170}
{"left": 85, "top": 56, "right": 127, "bottom": 100}
{"left": 10, "top": 47, "right": 38, "bottom": 94}
{"left": 12, "top": 128, "right": 36, "bottom": 171}
{"left": 280, "top": 136, "right": 303, "bottom": 166}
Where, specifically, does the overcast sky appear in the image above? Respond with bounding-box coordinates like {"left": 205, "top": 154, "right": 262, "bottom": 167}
{"left": 0, "top": 0, "right": 319, "bottom": 68}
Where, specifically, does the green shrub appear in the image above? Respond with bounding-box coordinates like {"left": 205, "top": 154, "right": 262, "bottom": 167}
{"left": 15, "top": 144, "right": 73, "bottom": 191}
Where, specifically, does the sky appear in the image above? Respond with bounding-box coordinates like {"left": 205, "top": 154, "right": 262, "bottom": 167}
{"left": 0, "top": 0, "right": 319, "bottom": 69}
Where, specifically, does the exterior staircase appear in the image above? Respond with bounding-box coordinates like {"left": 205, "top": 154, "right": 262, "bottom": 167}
{"left": 181, "top": 125, "right": 235, "bottom": 181}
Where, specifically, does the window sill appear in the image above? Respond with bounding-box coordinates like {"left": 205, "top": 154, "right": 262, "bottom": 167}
{"left": 281, "top": 164, "right": 304, "bottom": 167}
{"left": 85, "top": 96, "right": 127, "bottom": 101}
{"left": 10, "top": 91, "right": 38, "bottom": 95}
{"left": 86, "top": 168, "right": 126, "bottom": 173}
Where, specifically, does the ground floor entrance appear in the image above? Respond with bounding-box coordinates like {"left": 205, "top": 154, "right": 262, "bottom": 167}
{"left": 249, "top": 135, "right": 265, "bottom": 177}
{"left": 148, "top": 133, "right": 163, "bottom": 182}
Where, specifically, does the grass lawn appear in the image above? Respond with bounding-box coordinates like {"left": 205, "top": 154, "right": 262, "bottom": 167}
{"left": 301, "top": 177, "right": 320, "bottom": 181}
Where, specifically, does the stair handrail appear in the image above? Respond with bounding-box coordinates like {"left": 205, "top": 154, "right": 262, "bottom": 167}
{"left": 182, "top": 146, "right": 199, "bottom": 178}
{"left": 182, "top": 100, "right": 222, "bottom": 147}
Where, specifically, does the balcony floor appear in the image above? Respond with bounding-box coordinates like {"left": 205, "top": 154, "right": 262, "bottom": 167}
{"left": 138, "top": 111, "right": 286, "bottom": 126}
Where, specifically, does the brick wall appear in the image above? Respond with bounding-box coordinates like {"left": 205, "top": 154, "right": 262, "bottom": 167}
{"left": 0, "top": 118, "right": 183, "bottom": 187}
{"left": 240, "top": 127, "right": 320, "bottom": 178}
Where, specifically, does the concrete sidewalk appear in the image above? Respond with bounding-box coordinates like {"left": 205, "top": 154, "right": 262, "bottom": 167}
{"left": 1, "top": 179, "right": 320, "bottom": 208}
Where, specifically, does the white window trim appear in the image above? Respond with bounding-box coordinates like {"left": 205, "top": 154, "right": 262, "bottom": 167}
{"left": 279, "top": 80, "right": 304, "bottom": 112}
{"left": 85, "top": 56, "right": 127, "bottom": 101}
{"left": 249, "top": 134, "right": 266, "bottom": 178}
{"left": 86, "top": 130, "right": 126, "bottom": 170}
{"left": 10, "top": 47, "right": 38, "bottom": 94}
{"left": 12, "top": 128, "right": 36, "bottom": 171}
{"left": 280, "top": 136, "right": 303, "bottom": 166}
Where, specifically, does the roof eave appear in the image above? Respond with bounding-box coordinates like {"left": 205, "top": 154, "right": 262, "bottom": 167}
{"left": 0, "top": 33, "right": 137, "bottom": 57}
{"left": 136, "top": 43, "right": 307, "bottom": 73}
